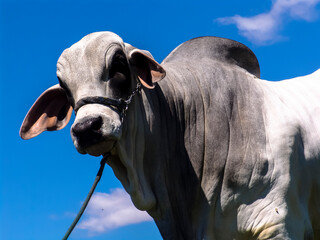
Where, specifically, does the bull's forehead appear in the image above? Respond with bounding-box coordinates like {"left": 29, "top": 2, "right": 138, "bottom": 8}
{"left": 57, "top": 32, "right": 125, "bottom": 70}
{"left": 56, "top": 32, "right": 126, "bottom": 99}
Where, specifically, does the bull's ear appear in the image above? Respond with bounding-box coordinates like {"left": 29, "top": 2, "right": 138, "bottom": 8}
{"left": 20, "top": 84, "right": 73, "bottom": 140}
{"left": 129, "top": 49, "right": 166, "bottom": 89}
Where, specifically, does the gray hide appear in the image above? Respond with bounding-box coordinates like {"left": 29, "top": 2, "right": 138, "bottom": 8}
{"left": 20, "top": 32, "right": 320, "bottom": 240}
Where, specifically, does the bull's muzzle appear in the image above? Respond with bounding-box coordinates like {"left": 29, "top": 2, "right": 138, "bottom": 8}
{"left": 72, "top": 116, "right": 103, "bottom": 148}
{"left": 71, "top": 104, "right": 122, "bottom": 156}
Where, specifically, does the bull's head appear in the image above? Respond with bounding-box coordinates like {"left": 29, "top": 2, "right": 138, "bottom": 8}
{"left": 20, "top": 32, "right": 166, "bottom": 210}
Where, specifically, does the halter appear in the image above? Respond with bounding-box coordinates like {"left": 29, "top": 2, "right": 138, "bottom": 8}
{"left": 74, "top": 82, "right": 142, "bottom": 121}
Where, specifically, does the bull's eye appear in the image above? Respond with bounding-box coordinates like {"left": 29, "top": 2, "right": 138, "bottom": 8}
{"left": 58, "top": 78, "right": 71, "bottom": 97}
{"left": 109, "top": 55, "right": 127, "bottom": 77}
{"left": 108, "top": 52, "right": 131, "bottom": 96}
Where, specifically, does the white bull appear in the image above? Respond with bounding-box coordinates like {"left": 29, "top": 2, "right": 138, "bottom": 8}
{"left": 20, "top": 32, "right": 320, "bottom": 239}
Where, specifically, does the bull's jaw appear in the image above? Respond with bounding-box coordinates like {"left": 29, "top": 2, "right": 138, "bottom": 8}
{"left": 107, "top": 142, "right": 156, "bottom": 211}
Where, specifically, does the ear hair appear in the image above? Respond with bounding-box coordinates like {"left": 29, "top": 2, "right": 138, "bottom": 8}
{"left": 129, "top": 49, "right": 166, "bottom": 89}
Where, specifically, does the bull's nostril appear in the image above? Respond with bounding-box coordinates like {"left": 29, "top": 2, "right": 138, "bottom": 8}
{"left": 91, "top": 116, "right": 102, "bottom": 130}
{"left": 73, "top": 117, "right": 103, "bottom": 135}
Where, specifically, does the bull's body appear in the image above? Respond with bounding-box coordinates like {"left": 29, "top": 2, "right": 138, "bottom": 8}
{"left": 139, "top": 39, "right": 320, "bottom": 239}
{"left": 20, "top": 32, "right": 320, "bottom": 239}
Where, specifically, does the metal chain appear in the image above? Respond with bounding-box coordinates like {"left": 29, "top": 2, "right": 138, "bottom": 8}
{"left": 120, "top": 82, "right": 142, "bottom": 121}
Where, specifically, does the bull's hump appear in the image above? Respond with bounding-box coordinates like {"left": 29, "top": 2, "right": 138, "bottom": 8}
{"left": 162, "top": 37, "right": 260, "bottom": 78}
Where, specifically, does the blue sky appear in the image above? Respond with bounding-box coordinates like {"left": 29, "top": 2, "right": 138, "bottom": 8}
{"left": 1, "top": 0, "right": 320, "bottom": 239}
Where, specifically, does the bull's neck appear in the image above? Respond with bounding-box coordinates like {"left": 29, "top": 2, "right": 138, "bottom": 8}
{"left": 139, "top": 76, "right": 215, "bottom": 239}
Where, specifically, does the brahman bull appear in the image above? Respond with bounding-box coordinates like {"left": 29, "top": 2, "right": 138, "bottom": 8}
{"left": 20, "top": 31, "right": 320, "bottom": 239}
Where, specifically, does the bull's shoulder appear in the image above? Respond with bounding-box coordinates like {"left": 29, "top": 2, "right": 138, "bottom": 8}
{"left": 162, "top": 37, "right": 260, "bottom": 78}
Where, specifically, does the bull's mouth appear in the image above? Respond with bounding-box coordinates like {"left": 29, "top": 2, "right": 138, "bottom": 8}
{"left": 77, "top": 131, "right": 103, "bottom": 149}
{"left": 76, "top": 138, "right": 117, "bottom": 157}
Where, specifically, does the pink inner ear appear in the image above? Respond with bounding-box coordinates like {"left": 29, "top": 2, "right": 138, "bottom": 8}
{"left": 20, "top": 85, "right": 72, "bottom": 140}
{"left": 130, "top": 50, "right": 166, "bottom": 89}
{"left": 150, "top": 69, "right": 166, "bottom": 83}
{"left": 138, "top": 76, "right": 155, "bottom": 89}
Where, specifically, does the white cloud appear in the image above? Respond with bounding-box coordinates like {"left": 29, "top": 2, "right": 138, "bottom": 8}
{"left": 77, "top": 188, "right": 152, "bottom": 235}
{"left": 217, "top": 0, "right": 320, "bottom": 45}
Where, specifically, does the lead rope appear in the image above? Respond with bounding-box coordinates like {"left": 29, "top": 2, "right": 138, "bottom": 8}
{"left": 62, "top": 152, "right": 110, "bottom": 240}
